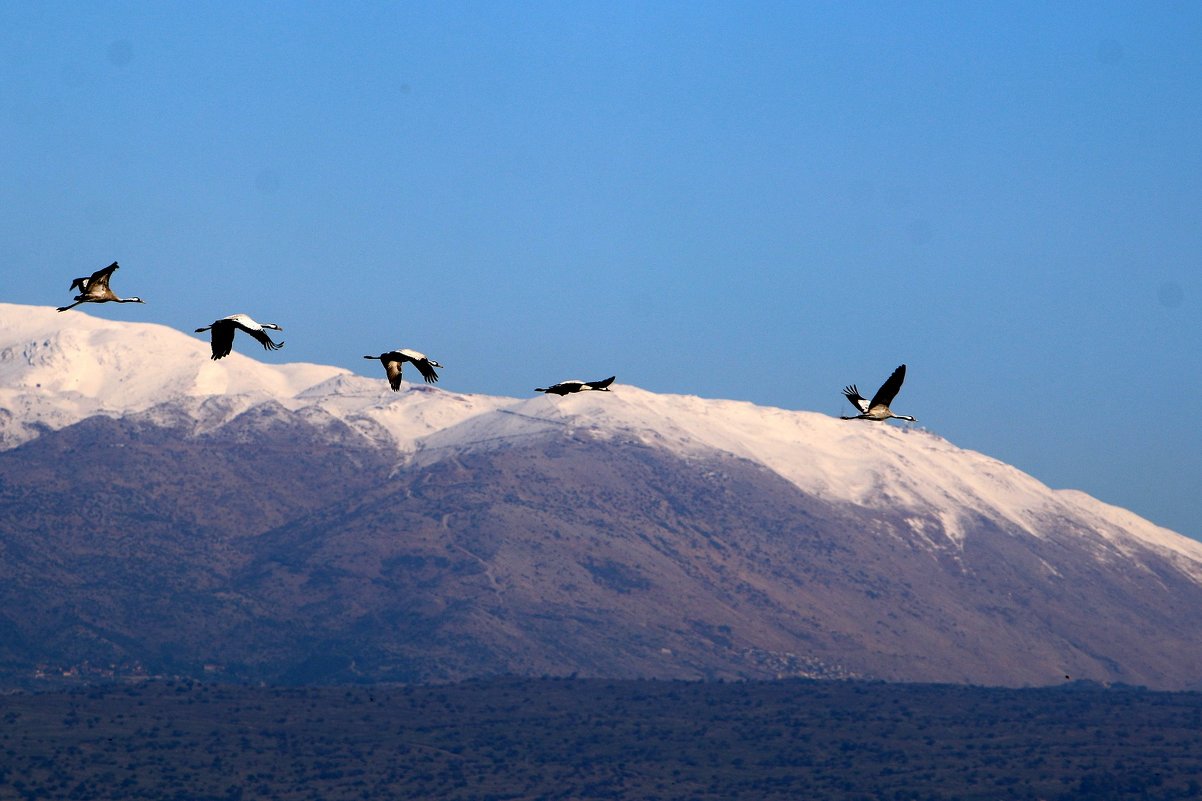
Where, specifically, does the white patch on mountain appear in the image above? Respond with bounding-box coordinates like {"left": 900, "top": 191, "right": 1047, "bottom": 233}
{"left": 0, "top": 303, "right": 508, "bottom": 452}
{"left": 3, "top": 301, "right": 1200, "bottom": 581}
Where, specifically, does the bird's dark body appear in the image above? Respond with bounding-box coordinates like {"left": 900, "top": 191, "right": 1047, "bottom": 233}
{"left": 364, "top": 350, "right": 442, "bottom": 390}
{"left": 840, "top": 364, "right": 915, "bottom": 422}
{"left": 195, "top": 315, "right": 284, "bottom": 360}
{"left": 535, "top": 376, "right": 615, "bottom": 395}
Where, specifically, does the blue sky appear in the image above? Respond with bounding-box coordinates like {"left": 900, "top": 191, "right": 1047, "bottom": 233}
{"left": 3, "top": 2, "right": 1200, "bottom": 539}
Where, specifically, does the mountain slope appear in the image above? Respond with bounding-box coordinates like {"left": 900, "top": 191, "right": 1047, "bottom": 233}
{"left": 2, "top": 303, "right": 1201, "bottom": 688}
{"left": 415, "top": 388, "right": 1202, "bottom": 574}
{"left": 244, "top": 439, "right": 1202, "bottom": 686}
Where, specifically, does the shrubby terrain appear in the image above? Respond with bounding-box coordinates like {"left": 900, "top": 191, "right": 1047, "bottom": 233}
{"left": 2, "top": 678, "right": 1200, "bottom": 800}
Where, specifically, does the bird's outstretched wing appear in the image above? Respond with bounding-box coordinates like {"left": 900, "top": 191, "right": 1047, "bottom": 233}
{"left": 586, "top": 376, "right": 615, "bottom": 390}
{"left": 88, "top": 262, "right": 119, "bottom": 292}
{"left": 244, "top": 326, "right": 284, "bottom": 352}
{"left": 842, "top": 385, "right": 869, "bottom": 413}
{"left": 411, "top": 358, "right": 439, "bottom": 384}
{"left": 869, "top": 364, "right": 907, "bottom": 409}
{"left": 384, "top": 358, "right": 405, "bottom": 391}
{"left": 209, "top": 322, "right": 236, "bottom": 360}
{"left": 69, "top": 262, "right": 118, "bottom": 293}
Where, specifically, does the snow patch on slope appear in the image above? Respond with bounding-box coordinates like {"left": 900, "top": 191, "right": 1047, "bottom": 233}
{"left": 415, "top": 385, "right": 1202, "bottom": 575}
{"left": 3, "top": 302, "right": 1200, "bottom": 577}
{"left": 0, "top": 304, "right": 507, "bottom": 452}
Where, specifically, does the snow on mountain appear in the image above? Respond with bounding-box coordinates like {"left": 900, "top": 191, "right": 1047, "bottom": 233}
{"left": 4, "top": 301, "right": 1201, "bottom": 581}
{"left": 416, "top": 387, "right": 1202, "bottom": 579}
{"left": 0, "top": 303, "right": 508, "bottom": 451}
{"left": 0, "top": 303, "right": 338, "bottom": 400}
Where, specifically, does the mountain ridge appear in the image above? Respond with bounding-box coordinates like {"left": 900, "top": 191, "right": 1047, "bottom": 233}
{"left": 3, "top": 302, "right": 1201, "bottom": 688}
{"left": 4, "top": 302, "right": 1196, "bottom": 569}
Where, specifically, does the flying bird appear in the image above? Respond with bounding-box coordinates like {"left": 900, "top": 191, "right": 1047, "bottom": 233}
{"left": 56, "top": 262, "right": 145, "bottom": 312}
{"left": 195, "top": 314, "right": 284, "bottom": 360}
{"left": 363, "top": 349, "right": 443, "bottom": 390}
{"left": 535, "top": 376, "right": 616, "bottom": 396}
{"left": 840, "top": 364, "right": 916, "bottom": 422}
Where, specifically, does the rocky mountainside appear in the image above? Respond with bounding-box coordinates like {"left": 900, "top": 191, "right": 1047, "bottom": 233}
{"left": 2, "top": 302, "right": 1201, "bottom": 688}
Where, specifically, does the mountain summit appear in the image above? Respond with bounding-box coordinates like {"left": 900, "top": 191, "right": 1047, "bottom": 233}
{"left": 2, "top": 302, "right": 1200, "bottom": 688}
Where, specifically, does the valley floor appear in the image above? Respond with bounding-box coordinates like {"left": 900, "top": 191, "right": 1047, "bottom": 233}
{"left": 2, "top": 677, "right": 1200, "bottom": 800}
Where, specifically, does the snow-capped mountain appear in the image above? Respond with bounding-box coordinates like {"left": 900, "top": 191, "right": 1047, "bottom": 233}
{"left": 0, "top": 303, "right": 508, "bottom": 451}
{"left": 2, "top": 302, "right": 1201, "bottom": 688}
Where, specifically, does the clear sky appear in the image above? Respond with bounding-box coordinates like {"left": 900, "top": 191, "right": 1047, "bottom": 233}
{"left": 3, "top": 3, "right": 1200, "bottom": 540}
